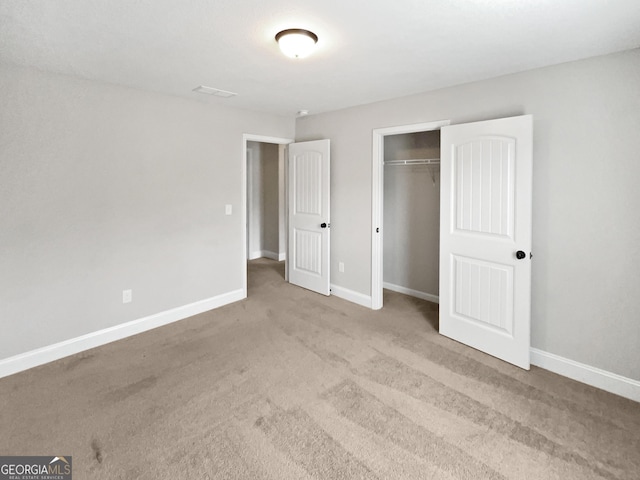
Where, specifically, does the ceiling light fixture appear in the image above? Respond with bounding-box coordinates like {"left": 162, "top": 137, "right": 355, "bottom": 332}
{"left": 275, "top": 29, "right": 318, "bottom": 59}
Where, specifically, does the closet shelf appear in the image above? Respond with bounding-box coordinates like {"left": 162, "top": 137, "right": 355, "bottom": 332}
{"left": 384, "top": 158, "right": 440, "bottom": 166}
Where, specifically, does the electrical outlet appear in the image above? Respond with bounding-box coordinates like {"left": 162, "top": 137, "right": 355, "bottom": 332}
{"left": 122, "top": 289, "right": 132, "bottom": 304}
{"left": 339, "top": 262, "right": 345, "bottom": 273}
{"left": 225, "top": 204, "right": 232, "bottom": 215}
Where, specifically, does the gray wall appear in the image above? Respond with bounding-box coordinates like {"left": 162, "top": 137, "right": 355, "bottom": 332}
{"left": 247, "top": 141, "right": 280, "bottom": 259}
{"left": 0, "top": 64, "right": 294, "bottom": 360}
{"left": 383, "top": 131, "right": 440, "bottom": 297}
{"left": 295, "top": 48, "right": 640, "bottom": 380}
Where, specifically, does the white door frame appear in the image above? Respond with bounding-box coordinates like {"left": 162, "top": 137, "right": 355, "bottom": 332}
{"left": 242, "top": 134, "right": 294, "bottom": 298}
{"left": 370, "top": 120, "right": 450, "bottom": 310}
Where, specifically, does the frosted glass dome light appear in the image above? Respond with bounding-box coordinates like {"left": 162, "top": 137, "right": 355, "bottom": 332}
{"left": 275, "top": 29, "right": 318, "bottom": 59}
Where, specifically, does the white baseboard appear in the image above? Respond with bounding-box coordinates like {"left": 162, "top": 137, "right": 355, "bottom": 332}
{"left": 249, "top": 250, "right": 284, "bottom": 262}
{"left": 278, "top": 252, "right": 286, "bottom": 262}
{"left": 330, "top": 284, "right": 372, "bottom": 309}
{"left": 530, "top": 348, "right": 640, "bottom": 403}
{"left": 261, "top": 250, "right": 279, "bottom": 261}
{"left": 0, "top": 289, "right": 245, "bottom": 380}
{"left": 383, "top": 282, "right": 439, "bottom": 304}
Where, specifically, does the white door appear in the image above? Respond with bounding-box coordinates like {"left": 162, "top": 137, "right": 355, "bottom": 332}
{"left": 288, "top": 140, "right": 330, "bottom": 295}
{"left": 439, "top": 115, "right": 533, "bottom": 369}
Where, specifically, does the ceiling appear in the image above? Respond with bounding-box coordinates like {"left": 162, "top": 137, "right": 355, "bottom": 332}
{"left": 2, "top": 0, "right": 640, "bottom": 117}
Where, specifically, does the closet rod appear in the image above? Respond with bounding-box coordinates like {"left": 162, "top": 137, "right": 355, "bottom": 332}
{"left": 384, "top": 158, "right": 440, "bottom": 166}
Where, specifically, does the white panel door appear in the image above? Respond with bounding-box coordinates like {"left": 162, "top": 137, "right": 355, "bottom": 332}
{"left": 288, "top": 140, "right": 330, "bottom": 295}
{"left": 440, "top": 115, "right": 532, "bottom": 369}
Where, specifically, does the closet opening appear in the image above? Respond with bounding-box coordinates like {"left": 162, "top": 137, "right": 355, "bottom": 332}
{"left": 246, "top": 141, "right": 285, "bottom": 263}
{"left": 371, "top": 120, "right": 450, "bottom": 310}
{"left": 383, "top": 130, "right": 441, "bottom": 304}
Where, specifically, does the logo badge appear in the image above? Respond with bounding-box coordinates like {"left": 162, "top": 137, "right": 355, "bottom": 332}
{"left": 0, "top": 456, "right": 72, "bottom": 479}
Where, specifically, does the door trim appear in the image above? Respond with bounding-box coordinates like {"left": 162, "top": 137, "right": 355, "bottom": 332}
{"left": 370, "top": 120, "right": 450, "bottom": 310}
{"left": 242, "top": 134, "right": 294, "bottom": 298}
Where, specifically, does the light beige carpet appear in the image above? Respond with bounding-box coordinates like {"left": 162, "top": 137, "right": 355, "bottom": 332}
{"left": 1, "top": 258, "right": 638, "bottom": 479}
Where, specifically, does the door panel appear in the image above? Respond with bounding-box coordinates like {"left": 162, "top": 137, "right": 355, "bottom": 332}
{"left": 452, "top": 255, "right": 513, "bottom": 335}
{"left": 440, "top": 115, "right": 532, "bottom": 369}
{"left": 293, "top": 229, "right": 322, "bottom": 274}
{"left": 455, "top": 137, "right": 515, "bottom": 237}
{"left": 288, "top": 140, "right": 330, "bottom": 295}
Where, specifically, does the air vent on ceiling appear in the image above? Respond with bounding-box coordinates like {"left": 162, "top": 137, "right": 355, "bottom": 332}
{"left": 192, "top": 85, "right": 237, "bottom": 98}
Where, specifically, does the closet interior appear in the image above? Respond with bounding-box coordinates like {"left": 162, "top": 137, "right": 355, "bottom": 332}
{"left": 383, "top": 129, "right": 441, "bottom": 303}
